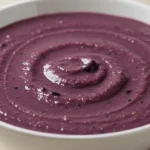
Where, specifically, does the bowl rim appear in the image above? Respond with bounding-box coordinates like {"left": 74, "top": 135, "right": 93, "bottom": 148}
{"left": 0, "top": 0, "right": 150, "bottom": 139}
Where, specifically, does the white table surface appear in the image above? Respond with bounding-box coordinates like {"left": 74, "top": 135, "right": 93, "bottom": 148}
{"left": 0, "top": 0, "right": 149, "bottom": 149}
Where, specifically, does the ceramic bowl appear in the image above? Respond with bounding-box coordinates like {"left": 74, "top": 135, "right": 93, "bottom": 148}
{"left": 0, "top": 0, "right": 150, "bottom": 150}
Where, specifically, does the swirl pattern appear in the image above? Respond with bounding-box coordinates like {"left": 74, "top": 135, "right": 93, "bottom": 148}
{"left": 0, "top": 13, "right": 150, "bottom": 134}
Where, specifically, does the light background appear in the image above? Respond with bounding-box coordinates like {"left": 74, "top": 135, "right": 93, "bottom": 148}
{"left": 0, "top": 0, "right": 149, "bottom": 149}
{"left": 0, "top": 0, "right": 149, "bottom": 5}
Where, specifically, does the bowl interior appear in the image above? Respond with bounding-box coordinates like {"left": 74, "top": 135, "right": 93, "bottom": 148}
{"left": 1, "top": 0, "right": 150, "bottom": 28}
{"left": 37, "top": 0, "right": 150, "bottom": 24}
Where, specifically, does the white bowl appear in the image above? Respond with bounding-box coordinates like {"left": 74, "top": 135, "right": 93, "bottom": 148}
{"left": 0, "top": 0, "right": 150, "bottom": 150}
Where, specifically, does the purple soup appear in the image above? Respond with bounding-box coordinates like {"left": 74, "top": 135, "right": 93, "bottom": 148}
{"left": 0, "top": 13, "right": 150, "bottom": 135}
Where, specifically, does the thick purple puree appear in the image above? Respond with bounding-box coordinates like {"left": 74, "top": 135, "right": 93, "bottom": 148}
{"left": 0, "top": 13, "right": 150, "bottom": 135}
